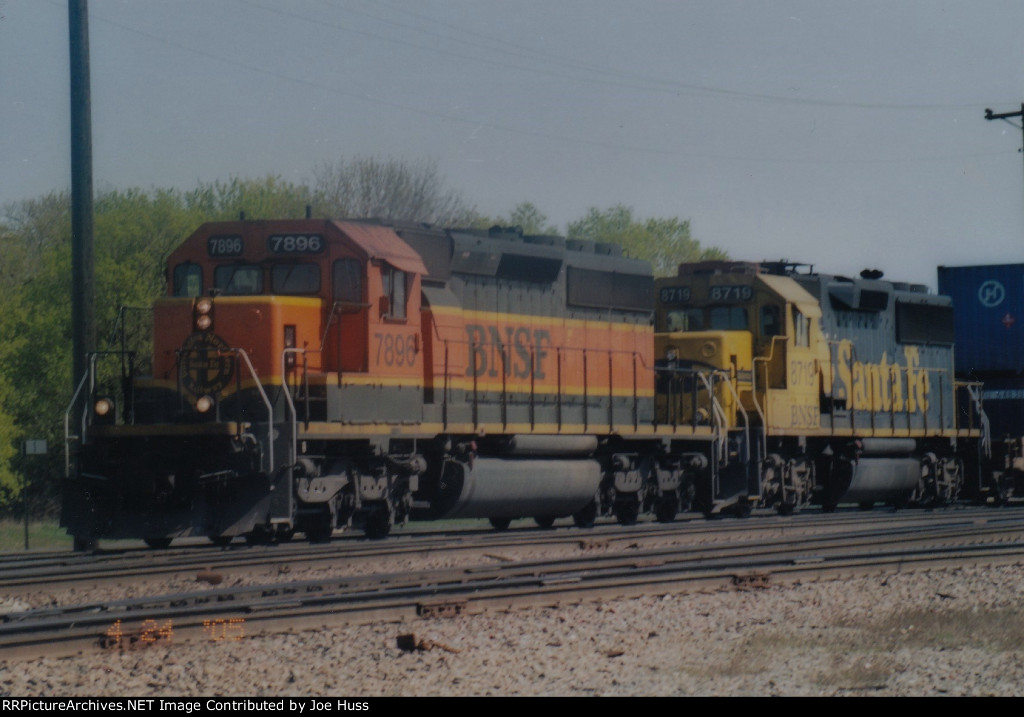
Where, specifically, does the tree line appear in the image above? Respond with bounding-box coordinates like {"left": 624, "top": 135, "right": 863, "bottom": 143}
{"left": 0, "top": 157, "right": 726, "bottom": 516}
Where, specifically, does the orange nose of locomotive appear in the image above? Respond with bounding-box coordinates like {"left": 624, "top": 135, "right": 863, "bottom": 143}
{"left": 152, "top": 294, "right": 321, "bottom": 410}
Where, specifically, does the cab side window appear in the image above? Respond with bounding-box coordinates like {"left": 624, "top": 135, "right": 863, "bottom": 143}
{"left": 760, "top": 305, "right": 782, "bottom": 337}
{"left": 381, "top": 267, "right": 407, "bottom": 320}
{"left": 333, "top": 259, "right": 363, "bottom": 305}
{"left": 793, "top": 307, "right": 810, "bottom": 347}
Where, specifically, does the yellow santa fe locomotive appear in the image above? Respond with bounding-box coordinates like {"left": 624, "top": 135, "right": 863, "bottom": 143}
{"left": 654, "top": 260, "right": 987, "bottom": 514}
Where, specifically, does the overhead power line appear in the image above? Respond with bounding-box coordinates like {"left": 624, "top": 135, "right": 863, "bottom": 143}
{"left": 985, "top": 104, "right": 1024, "bottom": 229}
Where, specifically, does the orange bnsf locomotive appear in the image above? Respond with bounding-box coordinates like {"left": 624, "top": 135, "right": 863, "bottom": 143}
{"left": 61, "top": 219, "right": 990, "bottom": 548}
{"left": 63, "top": 218, "right": 711, "bottom": 548}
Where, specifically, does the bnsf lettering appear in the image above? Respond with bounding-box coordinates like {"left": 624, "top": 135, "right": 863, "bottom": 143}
{"left": 466, "top": 325, "right": 551, "bottom": 379}
{"left": 790, "top": 403, "right": 820, "bottom": 428}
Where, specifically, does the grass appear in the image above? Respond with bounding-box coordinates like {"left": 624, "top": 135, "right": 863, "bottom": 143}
{"left": 0, "top": 516, "right": 496, "bottom": 553}
{"left": 873, "top": 606, "right": 1024, "bottom": 652}
{"left": 0, "top": 518, "right": 74, "bottom": 552}
{"left": 708, "top": 604, "right": 1024, "bottom": 692}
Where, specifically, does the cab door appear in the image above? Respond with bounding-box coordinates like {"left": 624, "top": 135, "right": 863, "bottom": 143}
{"left": 781, "top": 305, "right": 822, "bottom": 431}
{"left": 327, "top": 257, "right": 368, "bottom": 372}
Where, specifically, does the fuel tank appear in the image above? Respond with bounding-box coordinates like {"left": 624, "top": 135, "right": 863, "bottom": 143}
{"left": 826, "top": 439, "right": 920, "bottom": 505}
{"left": 433, "top": 457, "right": 601, "bottom": 519}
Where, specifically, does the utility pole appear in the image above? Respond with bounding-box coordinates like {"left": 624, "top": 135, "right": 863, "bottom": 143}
{"left": 984, "top": 104, "right": 1024, "bottom": 223}
{"left": 69, "top": 0, "right": 95, "bottom": 396}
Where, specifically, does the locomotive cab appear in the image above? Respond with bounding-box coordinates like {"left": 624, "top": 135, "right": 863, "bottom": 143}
{"left": 147, "top": 220, "right": 426, "bottom": 424}
{"left": 654, "top": 261, "right": 826, "bottom": 435}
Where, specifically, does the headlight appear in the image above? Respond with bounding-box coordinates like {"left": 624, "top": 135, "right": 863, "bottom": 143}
{"left": 196, "top": 395, "right": 215, "bottom": 413}
{"left": 194, "top": 297, "right": 213, "bottom": 332}
{"left": 94, "top": 397, "right": 113, "bottom": 416}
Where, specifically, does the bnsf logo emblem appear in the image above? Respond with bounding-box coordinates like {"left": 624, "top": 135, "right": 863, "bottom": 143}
{"left": 181, "top": 333, "right": 235, "bottom": 395}
{"left": 465, "top": 324, "right": 552, "bottom": 379}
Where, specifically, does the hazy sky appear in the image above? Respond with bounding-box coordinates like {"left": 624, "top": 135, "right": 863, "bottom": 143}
{"left": 3, "top": 0, "right": 1024, "bottom": 288}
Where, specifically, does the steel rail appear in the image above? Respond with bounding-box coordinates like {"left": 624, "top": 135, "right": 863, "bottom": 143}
{"left": 0, "top": 507, "right": 1019, "bottom": 593}
{"left": 3, "top": 521, "right": 1024, "bottom": 660}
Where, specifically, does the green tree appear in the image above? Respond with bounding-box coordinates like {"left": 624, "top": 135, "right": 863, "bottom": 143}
{"left": 184, "top": 176, "right": 313, "bottom": 222}
{"left": 497, "top": 202, "right": 558, "bottom": 235}
{"left": 0, "top": 374, "right": 20, "bottom": 504}
{"left": 0, "top": 176, "right": 347, "bottom": 513}
{"left": 567, "top": 205, "right": 727, "bottom": 276}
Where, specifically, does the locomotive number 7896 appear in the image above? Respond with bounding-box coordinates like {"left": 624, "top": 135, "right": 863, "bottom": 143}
{"left": 374, "top": 332, "right": 417, "bottom": 367}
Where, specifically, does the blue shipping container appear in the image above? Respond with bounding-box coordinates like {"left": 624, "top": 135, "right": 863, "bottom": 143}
{"left": 937, "top": 264, "right": 1024, "bottom": 375}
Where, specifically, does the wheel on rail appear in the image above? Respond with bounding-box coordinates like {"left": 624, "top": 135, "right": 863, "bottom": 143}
{"left": 776, "top": 502, "right": 796, "bottom": 516}
{"left": 304, "top": 524, "right": 332, "bottom": 544}
{"left": 821, "top": 503, "right": 837, "bottom": 513}
{"left": 364, "top": 507, "right": 392, "bottom": 540}
{"left": 858, "top": 501, "right": 874, "bottom": 511}
{"left": 209, "top": 535, "right": 233, "bottom": 547}
{"left": 572, "top": 500, "right": 598, "bottom": 529}
{"left": 489, "top": 517, "right": 512, "bottom": 531}
{"left": 72, "top": 536, "right": 97, "bottom": 552}
{"left": 303, "top": 508, "right": 334, "bottom": 543}
{"left": 729, "top": 499, "right": 751, "bottom": 519}
{"left": 144, "top": 537, "right": 172, "bottom": 549}
{"left": 613, "top": 499, "right": 640, "bottom": 526}
{"left": 246, "top": 525, "right": 277, "bottom": 545}
{"left": 534, "top": 516, "right": 556, "bottom": 529}
{"left": 653, "top": 495, "right": 678, "bottom": 523}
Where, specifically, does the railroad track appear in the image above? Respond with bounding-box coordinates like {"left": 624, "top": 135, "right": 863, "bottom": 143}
{"left": 3, "top": 506, "right": 1024, "bottom": 660}
{"left": 0, "top": 505, "right": 1009, "bottom": 593}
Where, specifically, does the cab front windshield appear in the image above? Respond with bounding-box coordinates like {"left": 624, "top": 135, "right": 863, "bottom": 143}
{"left": 666, "top": 306, "right": 748, "bottom": 332}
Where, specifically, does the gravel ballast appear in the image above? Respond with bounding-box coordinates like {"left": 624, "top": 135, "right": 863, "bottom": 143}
{"left": 3, "top": 563, "right": 1024, "bottom": 697}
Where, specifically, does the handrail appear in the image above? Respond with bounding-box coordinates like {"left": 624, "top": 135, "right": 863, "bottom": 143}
{"left": 715, "top": 368, "right": 751, "bottom": 464}
{"left": 281, "top": 346, "right": 326, "bottom": 471}
{"left": 749, "top": 335, "right": 785, "bottom": 454}
{"left": 64, "top": 351, "right": 130, "bottom": 477}
{"left": 63, "top": 370, "right": 90, "bottom": 478}
{"left": 319, "top": 300, "right": 371, "bottom": 353}
{"left": 281, "top": 348, "right": 306, "bottom": 474}
{"left": 963, "top": 382, "right": 991, "bottom": 458}
{"left": 696, "top": 371, "right": 729, "bottom": 462}
{"left": 226, "top": 348, "right": 276, "bottom": 473}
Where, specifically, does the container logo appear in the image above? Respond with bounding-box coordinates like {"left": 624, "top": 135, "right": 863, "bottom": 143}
{"left": 978, "top": 280, "right": 1005, "bottom": 308}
